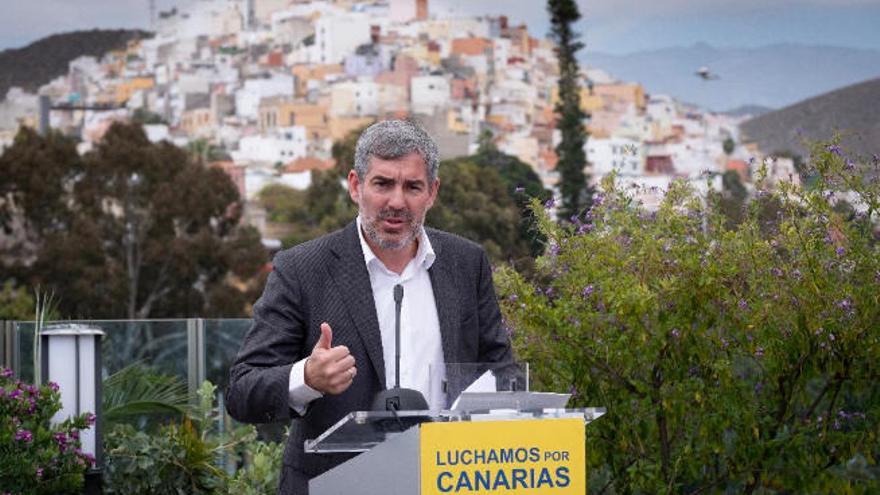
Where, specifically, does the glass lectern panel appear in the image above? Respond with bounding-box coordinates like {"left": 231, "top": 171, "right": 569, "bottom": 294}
{"left": 304, "top": 408, "right": 606, "bottom": 454}
{"left": 428, "top": 362, "right": 530, "bottom": 409}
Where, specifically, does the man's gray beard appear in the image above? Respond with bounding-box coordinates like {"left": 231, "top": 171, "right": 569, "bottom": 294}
{"left": 361, "top": 209, "right": 422, "bottom": 251}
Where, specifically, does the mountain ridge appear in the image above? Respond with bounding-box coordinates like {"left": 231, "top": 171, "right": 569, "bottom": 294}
{"left": 583, "top": 43, "right": 880, "bottom": 112}
{"left": 0, "top": 29, "right": 151, "bottom": 99}
{"left": 740, "top": 77, "right": 880, "bottom": 159}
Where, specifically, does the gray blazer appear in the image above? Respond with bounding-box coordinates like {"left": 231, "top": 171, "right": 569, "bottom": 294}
{"left": 226, "top": 221, "right": 514, "bottom": 492}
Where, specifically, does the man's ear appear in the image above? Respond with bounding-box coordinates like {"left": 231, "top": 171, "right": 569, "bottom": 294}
{"left": 347, "top": 170, "right": 361, "bottom": 204}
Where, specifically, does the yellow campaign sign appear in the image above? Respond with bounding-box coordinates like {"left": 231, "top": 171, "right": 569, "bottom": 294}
{"left": 419, "top": 418, "right": 585, "bottom": 494}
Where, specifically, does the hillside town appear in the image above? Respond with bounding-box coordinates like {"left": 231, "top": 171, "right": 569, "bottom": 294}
{"left": 0, "top": 0, "right": 797, "bottom": 233}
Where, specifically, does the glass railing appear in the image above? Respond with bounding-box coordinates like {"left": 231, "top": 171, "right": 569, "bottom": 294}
{"left": 3, "top": 319, "right": 251, "bottom": 390}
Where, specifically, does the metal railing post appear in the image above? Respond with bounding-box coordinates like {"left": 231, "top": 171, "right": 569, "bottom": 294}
{"left": 187, "top": 318, "right": 206, "bottom": 399}
{"left": 1, "top": 320, "right": 10, "bottom": 369}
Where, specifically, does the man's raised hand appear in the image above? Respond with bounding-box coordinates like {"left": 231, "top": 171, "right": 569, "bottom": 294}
{"left": 304, "top": 322, "right": 357, "bottom": 395}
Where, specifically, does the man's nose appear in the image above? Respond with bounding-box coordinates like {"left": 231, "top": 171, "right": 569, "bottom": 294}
{"left": 387, "top": 186, "right": 406, "bottom": 209}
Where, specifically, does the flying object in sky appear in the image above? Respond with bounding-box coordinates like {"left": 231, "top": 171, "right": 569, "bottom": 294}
{"left": 695, "top": 66, "right": 720, "bottom": 80}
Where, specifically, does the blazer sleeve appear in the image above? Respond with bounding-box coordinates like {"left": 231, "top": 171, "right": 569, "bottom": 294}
{"left": 475, "top": 250, "right": 515, "bottom": 365}
{"left": 226, "top": 262, "right": 308, "bottom": 424}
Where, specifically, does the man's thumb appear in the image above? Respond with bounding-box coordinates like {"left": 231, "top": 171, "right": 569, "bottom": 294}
{"left": 315, "top": 322, "right": 333, "bottom": 350}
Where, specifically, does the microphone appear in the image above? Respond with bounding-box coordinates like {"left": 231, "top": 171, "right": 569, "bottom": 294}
{"left": 394, "top": 284, "right": 403, "bottom": 389}
{"left": 371, "top": 283, "right": 429, "bottom": 415}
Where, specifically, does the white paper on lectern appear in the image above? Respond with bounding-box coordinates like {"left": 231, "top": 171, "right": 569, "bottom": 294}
{"left": 451, "top": 390, "right": 571, "bottom": 412}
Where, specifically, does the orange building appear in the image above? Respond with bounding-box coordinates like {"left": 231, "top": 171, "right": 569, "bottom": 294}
{"left": 290, "top": 64, "right": 343, "bottom": 97}
{"left": 451, "top": 38, "right": 493, "bottom": 57}
{"left": 114, "top": 77, "right": 155, "bottom": 104}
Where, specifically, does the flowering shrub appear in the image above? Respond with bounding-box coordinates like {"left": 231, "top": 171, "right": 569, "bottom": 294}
{"left": 0, "top": 368, "right": 95, "bottom": 494}
{"left": 495, "top": 142, "right": 879, "bottom": 493}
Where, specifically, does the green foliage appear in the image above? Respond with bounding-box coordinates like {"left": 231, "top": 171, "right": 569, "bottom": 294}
{"left": 0, "top": 280, "right": 33, "bottom": 320}
{"left": 0, "top": 368, "right": 95, "bottom": 494}
{"left": 495, "top": 140, "right": 880, "bottom": 493}
{"left": 102, "top": 363, "right": 190, "bottom": 426}
{"left": 227, "top": 436, "right": 286, "bottom": 495}
{"left": 427, "top": 157, "right": 531, "bottom": 264}
{"left": 0, "top": 123, "right": 267, "bottom": 319}
{"left": 104, "top": 420, "right": 225, "bottom": 495}
{"left": 723, "top": 137, "right": 736, "bottom": 155}
{"left": 548, "top": 0, "right": 592, "bottom": 220}
{"left": 103, "top": 380, "right": 269, "bottom": 495}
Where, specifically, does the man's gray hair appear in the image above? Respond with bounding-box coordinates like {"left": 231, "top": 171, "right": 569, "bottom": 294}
{"left": 353, "top": 120, "right": 440, "bottom": 183}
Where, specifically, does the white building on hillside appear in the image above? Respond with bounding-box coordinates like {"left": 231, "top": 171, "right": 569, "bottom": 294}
{"left": 235, "top": 74, "right": 295, "bottom": 120}
{"left": 232, "top": 126, "right": 307, "bottom": 163}
{"left": 411, "top": 75, "right": 450, "bottom": 114}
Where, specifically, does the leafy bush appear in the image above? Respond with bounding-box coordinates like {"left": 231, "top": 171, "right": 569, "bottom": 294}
{"left": 0, "top": 368, "right": 95, "bottom": 494}
{"left": 103, "top": 380, "right": 279, "bottom": 495}
{"left": 103, "top": 420, "right": 225, "bottom": 495}
{"left": 227, "top": 435, "right": 285, "bottom": 495}
{"left": 495, "top": 142, "right": 879, "bottom": 493}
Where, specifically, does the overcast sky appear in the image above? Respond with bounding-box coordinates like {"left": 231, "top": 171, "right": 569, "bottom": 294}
{"left": 2, "top": 0, "right": 880, "bottom": 54}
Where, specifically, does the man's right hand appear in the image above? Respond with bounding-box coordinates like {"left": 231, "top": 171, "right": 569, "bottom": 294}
{"left": 304, "top": 322, "right": 357, "bottom": 395}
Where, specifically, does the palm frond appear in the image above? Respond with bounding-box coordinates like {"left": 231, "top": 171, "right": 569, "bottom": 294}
{"left": 102, "top": 362, "right": 191, "bottom": 423}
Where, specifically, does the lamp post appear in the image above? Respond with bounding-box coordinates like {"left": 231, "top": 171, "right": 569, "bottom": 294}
{"left": 40, "top": 323, "right": 104, "bottom": 493}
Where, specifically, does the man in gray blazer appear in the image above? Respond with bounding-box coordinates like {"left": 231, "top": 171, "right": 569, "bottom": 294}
{"left": 226, "top": 120, "right": 515, "bottom": 494}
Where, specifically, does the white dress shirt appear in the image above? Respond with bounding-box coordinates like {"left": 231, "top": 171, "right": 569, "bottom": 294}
{"left": 288, "top": 218, "right": 446, "bottom": 413}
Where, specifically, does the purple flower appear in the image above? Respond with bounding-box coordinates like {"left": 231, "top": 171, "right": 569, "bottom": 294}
{"left": 544, "top": 197, "right": 556, "bottom": 209}
{"left": 720, "top": 338, "right": 730, "bottom": 349}
{"left": 670, "top": 328, "right": 681, "bottom": 339}
{"left": 576, "top": 223, "right": 593, "bottom": 235}
{"left": 48, "top": 381, "right": 59, "bottom": 392}
{"left": 754, "top": 382, "right": 764, "bottom": 394}
{"left": 508, "top": 294, "right": 518, "bottom": 303}
{"left": 54, "top": 432, "right": 69, "bottom": 450}
{"left": 36, "top": 467, "right": 43, "bottom": 479}
{"left": 738, "top": 299, "right": 748, "bottom": 310}
{"left": 770, "top": 267, "right": 783, "bottom": 277}
{"left": 548, "top": 243, "right": 560, "bottom": 256}
{"left": 582, "top": 284, "right": 595, "bottom": 298}
{"left": 835, "top": 246, "right": 845, "bottom": 256}
{"left": 14, "top": 430, "right": 33, "bottom": 443}
{"left": 0, "top": 368, "right": 13, "bottom": 378}
{"left": 826, "top": 144, "right": 843, "bottom": 156}
{"left": 755, "top": 347, "right": 765, "bottom": 358}
{"left": 792, "top": 269, "right": 802, "bottom": 280}
{"left": 85, "top": 412, "right": 97, "bottom": 426}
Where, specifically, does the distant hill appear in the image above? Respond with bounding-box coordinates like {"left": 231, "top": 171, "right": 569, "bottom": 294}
{"left": 740, "top": 78, "right": 880, "bottom": 159}
{"left": 584, "top": 43, "right": 880, "bottom": 112}
{"left": 723, "top": 105, "right": 773, "bottom": 118}
{"left": 0, "top": 29, "right": 150, "bottom": 98}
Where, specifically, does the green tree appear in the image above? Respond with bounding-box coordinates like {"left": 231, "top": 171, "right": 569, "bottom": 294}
{"left": 1, "top": 123, "right": 266, "bottom": 318}
{"left": 0, "top": 280, "right": 33, "bottom": 320}
{"left": 495, "top": 143, "right": 880, "bottom": 493}
{"left": 548, "top": 0, "right": 592, "bottom": 220}
{"left": 723, "top": 137, "right": 736, "bottom": 155}
{"left": 427, "top": 158, "right": 528, "bottom": 263}
{"left": 0, "top": 127, "right": 82, "bottom": 263}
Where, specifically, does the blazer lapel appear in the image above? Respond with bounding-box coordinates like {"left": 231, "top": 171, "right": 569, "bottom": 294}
{"left": 427, "top": 230, "right": 460, "bottom": 366}
{"left": 328, "top": 222, "right": 386, "bottom": 388}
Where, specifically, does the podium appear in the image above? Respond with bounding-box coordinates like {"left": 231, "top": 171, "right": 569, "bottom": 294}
{"left": 307, "top": 407, "right": 605, "bottom": 494}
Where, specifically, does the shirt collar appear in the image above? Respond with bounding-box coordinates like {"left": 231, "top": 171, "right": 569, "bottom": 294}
{"left": 356, "top": 215, "right": 436, "bottom": 272}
